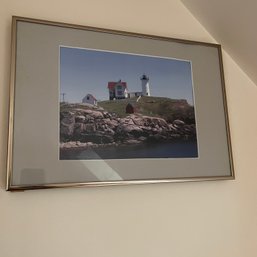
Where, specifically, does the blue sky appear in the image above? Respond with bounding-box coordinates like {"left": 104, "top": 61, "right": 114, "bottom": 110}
{"left": 60, "top": 46, "right": 195, "bottom": 105}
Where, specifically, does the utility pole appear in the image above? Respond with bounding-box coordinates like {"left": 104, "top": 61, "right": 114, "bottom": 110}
{"left": 60, "top": 93, "right": 66, "bottom": 102}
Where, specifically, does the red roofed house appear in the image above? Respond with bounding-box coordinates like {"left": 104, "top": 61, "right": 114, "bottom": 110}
{"left": 108, "top": 80, "right": 128, "bottom": 100}
{"left": 82, "top": 94, "right": 97, "bottom": 105}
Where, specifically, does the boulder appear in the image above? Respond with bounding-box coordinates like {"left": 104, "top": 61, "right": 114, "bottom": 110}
{"left": 173, "top": 119, "right": 185, "bottom": 126}
{"left": 60, "top": 123, "right": 74, "bottom": 136}
{"left": 106, "top": 119, "right": 119, "bottom": 129}
{"left": 169, "top": 124, "right": 178, "bottom": 132}
{"left": 89, "top": 110, "right": 104, "bottom": 119}
{"left": 131, "top": 117, "right": 145, "bottom": 126}
{"left": 75, "top": 115, "right": 86, "bottom": 122}
{"left": 60, "top": 112, "right": 75, "bottom": 136}
{"left": 124, "top": 139, "right": 142, "bottom": 144}
{"left": 74, "top": 123, "right": 84, "bottom": 134}
{"left": 84, "top": 124, "right": 96, "bottom": 133}
{"left": 118, "top": 124, "right": 143, "bottom": 134}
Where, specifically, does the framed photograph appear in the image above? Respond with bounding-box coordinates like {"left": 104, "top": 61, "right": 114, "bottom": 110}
{"left": 6, "top": 16, "right": 234, "bottom": 190}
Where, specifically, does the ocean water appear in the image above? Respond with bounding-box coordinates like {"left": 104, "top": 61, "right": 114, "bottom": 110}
{"left": 60, "top": 140, "right": 198, "bottom": 160}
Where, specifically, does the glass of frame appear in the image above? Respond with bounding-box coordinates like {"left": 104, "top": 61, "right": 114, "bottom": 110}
{"left": 6, "top": 16, "right": 234, "bottom": 190}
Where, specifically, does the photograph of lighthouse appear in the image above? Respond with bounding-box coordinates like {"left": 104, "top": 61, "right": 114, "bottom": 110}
{"left": 59, "top": 46, "right": 198, "bottom": 160}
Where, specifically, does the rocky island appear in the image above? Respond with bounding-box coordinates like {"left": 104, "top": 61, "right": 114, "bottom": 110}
{"left": 60, "top": 96, "right": 197, "bottom": 151}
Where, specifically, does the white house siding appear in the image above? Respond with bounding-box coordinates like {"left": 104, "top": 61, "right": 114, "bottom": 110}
{"left": 82, "top": 94, "right": 97, "bottom": 105}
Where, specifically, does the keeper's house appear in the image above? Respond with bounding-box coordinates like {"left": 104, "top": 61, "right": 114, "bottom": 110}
{"left": 108, "top": 80, "right": 128, "bottom": 100}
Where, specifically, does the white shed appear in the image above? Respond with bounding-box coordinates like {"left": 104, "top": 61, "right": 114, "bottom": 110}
{"left": 82, "top": 94, "right": 97, "bottom": 105}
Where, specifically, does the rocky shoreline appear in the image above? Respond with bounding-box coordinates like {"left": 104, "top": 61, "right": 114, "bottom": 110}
{"left": 60, "top": 104, "right": 197, "bottom": 150}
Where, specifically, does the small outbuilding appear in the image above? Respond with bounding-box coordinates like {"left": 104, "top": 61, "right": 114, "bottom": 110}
{"left": 82, "top": 94, "right": 97, "bottom": 105}
{"left": 126, "top": 103, "right": 136, "bottom": 114}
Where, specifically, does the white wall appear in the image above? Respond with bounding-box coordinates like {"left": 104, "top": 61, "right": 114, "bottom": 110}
{"left": 0, "top": 1, "right": 256, "bottom": 257}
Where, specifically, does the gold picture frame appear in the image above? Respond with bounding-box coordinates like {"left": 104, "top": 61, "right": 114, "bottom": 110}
{"left": 6, "top": 16, "right": 234, "bottom": 191}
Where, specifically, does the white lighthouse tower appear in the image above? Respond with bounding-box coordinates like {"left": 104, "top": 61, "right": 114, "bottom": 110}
{"left": 141, "top": 74, "right": 150, "bottom": 96}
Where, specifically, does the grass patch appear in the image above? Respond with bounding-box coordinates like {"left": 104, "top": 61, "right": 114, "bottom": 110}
{"left": 98, "top": 96, "right": 195, "bottom": 124}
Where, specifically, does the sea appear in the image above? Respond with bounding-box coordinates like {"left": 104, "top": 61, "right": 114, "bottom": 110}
{"left": 60, "top": 140, "right": 198, "bottom": 160}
